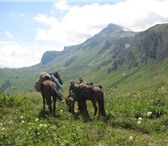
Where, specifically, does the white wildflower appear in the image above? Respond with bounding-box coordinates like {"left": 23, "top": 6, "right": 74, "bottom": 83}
{"left": 75, "top": 110, "right": 79, "bottom": 113}
{"left": 20, "top": 116, "right": 24, "bottom": 119}
{"left": 43, "top": 124, "right": 47, "bottom": 127}
{"left": 2, "top": 127, "right": 5, "bottom": 131}
{"left": 35, "top": 118, "right": 39, "bottom": 122}
{"left": 129, "top": 136, "right": 133, "bottom": 141}
{"left": 137, "top": 120, "right": 141, "bottom": 125}
{"left": 39, "top": 124, "right": 43, "bottom": 127}
{"left": 69, "top": 97, "right": 73, "bottom": 101}
{"left": 147, "top": 111, "right": 152, "bottom": 117}
{"left": 21, "top": 120, "right": 25, "bottom": 124}
{"left": 138, "top": 117, "right": 142, "bottom": 121}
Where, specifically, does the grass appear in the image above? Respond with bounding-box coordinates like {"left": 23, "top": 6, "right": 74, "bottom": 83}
{"left": 1, "top": 87, "right": 168, "bottom": 146}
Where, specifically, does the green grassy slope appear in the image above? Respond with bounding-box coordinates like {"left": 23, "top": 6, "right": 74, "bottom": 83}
{"left": 0, "top": 86, "right": 168, "bottom": 145}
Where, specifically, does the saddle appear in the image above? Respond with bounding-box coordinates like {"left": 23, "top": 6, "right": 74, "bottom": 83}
{"left": 34, "top": 72, "right": 51, "bottom": 92}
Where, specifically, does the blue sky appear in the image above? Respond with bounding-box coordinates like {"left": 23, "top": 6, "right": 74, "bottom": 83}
{"left": 0, "top": 0, "right": 168, "bottom": 68}
{"left": 0, "top": 2, "right": 53, "bottom": 42}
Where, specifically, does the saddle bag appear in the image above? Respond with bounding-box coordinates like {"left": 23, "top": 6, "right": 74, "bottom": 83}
{"left": 34, "top": 81, "right": 42, "bottom": 92}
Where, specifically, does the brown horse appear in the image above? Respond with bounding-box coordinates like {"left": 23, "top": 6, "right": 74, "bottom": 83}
{"left": 40, "top": 72, "right": 63, "bottom": 115}
{"left": 66, "top": 81, "right": 106, "bottom": 119}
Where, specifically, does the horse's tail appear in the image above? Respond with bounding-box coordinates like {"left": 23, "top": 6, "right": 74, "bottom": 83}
{"left": 98, "top": 91, "right": 106, "bottom": 117}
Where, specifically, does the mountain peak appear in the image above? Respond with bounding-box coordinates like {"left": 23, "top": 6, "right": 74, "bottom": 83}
{"left": 100, "top": 23, "right": 124, "bottom": 34}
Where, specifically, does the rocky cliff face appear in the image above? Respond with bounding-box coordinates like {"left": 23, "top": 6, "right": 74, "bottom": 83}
{"left": 108, "top": 24, "right": 168, "bottom": 72}
{"left": 135, "top": 25, "right": 168, "bottom": 64}
{"left": 41, "top": 51, "right": 62, "bottom": 65}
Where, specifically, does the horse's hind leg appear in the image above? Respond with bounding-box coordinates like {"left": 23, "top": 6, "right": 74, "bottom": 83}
{"left": 43, "top": 97, "right": 45, "bottom": 111}
{"left": 41, "top": 94, "right": 46, "bottom": 112}
{"left": 82, "top": 100, "right": 90, "bottom": 121}
{"left": 46, "top": 98, "right": 52, "bottom": 114}
{"left": 98, "top": 94, "right": 106, "bottom": 117}
{"left": 48, "top": 104, "right": 52, "bottom": 114}
{"left": 53, "top": 97, "right": 56, "bottom": 116}
{"left": 91, "top": 100, "right": 98, "bottom": 117}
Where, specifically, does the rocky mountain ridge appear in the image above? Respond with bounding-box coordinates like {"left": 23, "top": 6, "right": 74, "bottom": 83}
{"left": 41, "top": 23, "right": 168, "bottom": 73}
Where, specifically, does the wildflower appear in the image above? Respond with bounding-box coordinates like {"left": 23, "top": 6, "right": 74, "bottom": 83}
{"left": 21, "top": 120, "right": 25, "bottom": 124}
{"left": 35, "top": 118, "right": 39, "bottom": 122}
{"left": 137, "top": 120, "right": 141, "bottom": 125}
{"left": 39, "top": 124, "right": 43, "bottom": 127}
{"left": 0, "top": 123, "right": 3, "bottom": 126}
{"left": 20, "top": 116, "right": 24, "bottom": 119}
{"left": 43, "top": 124, "right": 47, "bottom": 127}
{"left": 129, "top": 136, "right": 133, "bottom": 142}
{"left": 147, "top": 111, "right": 152, "bottom": 117}
{"left": 138, "top": 117, "right": 142, "bottom": 121}
{"left": 2, "top": 127, "right": 5, "bottom": 131}
{"left": 69, "top": 97, "right": 73, "bottom": 101}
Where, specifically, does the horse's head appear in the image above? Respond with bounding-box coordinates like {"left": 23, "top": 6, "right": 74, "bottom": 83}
{"left": 52, "top": 71, "right": 63, "bottom": 85}
{"left": 69, "top": 81, "right": 76, "bottom": 91}
{"left": 66, "top": 81, "right": 77, "bottom": 114}
{"left": 69, "top": 81, "right": 80, "bottom": 98}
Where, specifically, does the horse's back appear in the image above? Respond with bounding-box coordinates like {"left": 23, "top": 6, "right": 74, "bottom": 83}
{"left": 42, "top": 80, "right": 51, "bottom": 87}
{"left": 92, "top": 86, "right": 101, "bottom": 91}
{"left": 42, "top": 80, "right": 57, "bottom": 89}
{"left": 92, "top": 86, "right": 103, "bottom": 93}
{"left": 41, "top": 80, "right": 55, "bottom": 96}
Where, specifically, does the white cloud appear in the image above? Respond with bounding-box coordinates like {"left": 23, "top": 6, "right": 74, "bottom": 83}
{"left": 33, "top": 14, "right": 58, "bottom": 25}
{"left": 34, "top": 0, "right": 168, "bottom": 47}
{"left": 0, "top": 40, "right": 64, "bottom": 68}
{"left": 53, "top": 0, "right": 69, "bottom": 11}
{"left": 5, "top": 31, "right": 13, "bottom": 38}
{"left": 0, "top": 41, "right": 54, "bottom": 68}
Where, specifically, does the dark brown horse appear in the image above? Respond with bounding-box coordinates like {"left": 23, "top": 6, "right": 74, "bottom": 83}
{"left": 66, "top": 81, "right": 106, "bottom": 119}
{"left": 40, "top": 72, "right": 63, "bottom": 115}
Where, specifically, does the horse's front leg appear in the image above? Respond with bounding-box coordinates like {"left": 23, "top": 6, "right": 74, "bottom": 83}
{"left": 70, "top": 98, "right": 75, "bottom": 114}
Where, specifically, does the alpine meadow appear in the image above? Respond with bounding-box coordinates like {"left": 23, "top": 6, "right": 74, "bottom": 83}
{"left": 0, "top": 23, "right": 168, "bottom": 145}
